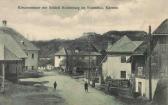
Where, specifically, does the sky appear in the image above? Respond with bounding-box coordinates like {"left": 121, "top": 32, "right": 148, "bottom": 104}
{"left": 0, "top": 0, "right": 167, "bottom": 40}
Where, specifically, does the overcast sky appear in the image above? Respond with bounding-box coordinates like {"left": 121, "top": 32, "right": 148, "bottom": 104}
{"left": 0, "top": 0, "right": 167, "bottom": 40}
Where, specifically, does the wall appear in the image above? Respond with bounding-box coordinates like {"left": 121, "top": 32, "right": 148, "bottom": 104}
{"left": 25, "top": 50, "right": 38, "bottom": 70}
{"left": 102, "top": 55, "right": 131, "bottom": 80}
{"left": 54, "top": 56, "right": 65, "bottom": 67}
{"left": 135, "top": 77, "right": 159, "bottom": 99}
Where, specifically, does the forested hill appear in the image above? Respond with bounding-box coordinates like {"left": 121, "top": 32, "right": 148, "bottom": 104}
{"left": 32, "top": 30, "right": 147, "bottom": 58}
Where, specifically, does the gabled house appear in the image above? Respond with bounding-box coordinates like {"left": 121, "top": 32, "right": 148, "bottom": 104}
{"left": 130, "top": 42, "right": 149, "bottom": 97}
{"left": 131, "top": 19, "right": 168, "bottom": 100}
{"left": 54, "top": 47, "right": 67, "bottom": 72}
{"left": 0, "top": 27, "right": 28, "bottom": 83}
{"left": 102, "top": 35, "right": 143, "bottom": 81}
{"left": 0, "top": 23, "right": 39, "bottom": 84}
{"left": 0, "top": 26, "right": 39, "bottom": 71}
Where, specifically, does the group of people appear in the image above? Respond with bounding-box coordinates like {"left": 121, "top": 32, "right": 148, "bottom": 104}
{"left": 53, "top": 81, "right": 89, "bottom": 92}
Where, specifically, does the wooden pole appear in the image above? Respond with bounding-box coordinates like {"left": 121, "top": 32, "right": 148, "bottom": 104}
{"left": 148, "top": 26, "right": 152, "bottom": 101}
{"left": 1, "top": 63, "right": 5, "bottom": 93}
{"left": 88, "top": 35, "right": 91, "bottom": 84}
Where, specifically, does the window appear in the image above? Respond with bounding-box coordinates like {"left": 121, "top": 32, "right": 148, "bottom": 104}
{"left": 32, "top": 66, "right": 34, "bottom": 70}
{"left": 81, "top": 56, "right": 85, "bottom": 59}
{"left": 120, "top": 71, "right": 126, "bottom": 78}
{"left": 121, "top": 56, "right": 126, "bottom": 63}
{"left": 137, "top": 67, "right": 143, "bottom": 76}
{"left": 32, "top": 54, "right": 34, "bottom": 59}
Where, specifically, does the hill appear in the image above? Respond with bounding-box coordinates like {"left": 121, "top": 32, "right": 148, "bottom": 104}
{"left": 32, "top": 30, "right": 147, "bottom": 59}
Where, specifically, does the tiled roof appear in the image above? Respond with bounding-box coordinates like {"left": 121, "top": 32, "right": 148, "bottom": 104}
{"left": 74, "top": 51, "right": 101, "bottom": 56}
{"left": 153, "top": 19, "right": 168, "bottom": 35}
{"left": 55, "top": 47, "right": 67, "bottom": 56}
{"left": 133, "top": 42, "right": 147, "bottom": 55}
{"left": 0, "top": 30, "right": 27, "bottom": 60}
{"left": 55, "top": 47, "right": 101, "bottom": 56}
{"left": 0, "top": 27, "right": 40, "bottom": 51}
{"left": 107, "top": 35, "right": 143, "bottom": 53}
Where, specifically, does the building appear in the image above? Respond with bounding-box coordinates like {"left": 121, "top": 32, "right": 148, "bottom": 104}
{"left": 102, "top": 35, "right": 143, "bottom": 81}
{"left": 0, "top": 26, "right": 39, "bottom": 71}
{"left": 0, "top": 26, "right": 28, "bottom": 83}
{"left": 54, "top": 47, "right": 67, "bottom": 71}
{"left": 152, "top": 19, "right": 168, "bottom": 78}
{"left": 131, "top": 19, "right": 168, "bottom": 100}
{"left": 54, "top": 46, "right": 102, "bottom": 84}
{"left": 130, "top": 42, "right": 149, "bottom": 97}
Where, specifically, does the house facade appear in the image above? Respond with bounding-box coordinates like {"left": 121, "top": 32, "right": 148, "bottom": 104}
{"left": 131, "top": 19, "right": 168, "bottom": 100}
{"left": 130, "top": 42, "right": 152, "bottom": 98}
{"left": 102, "top": 36, "right": 143, "bottom": 81}
{"left": 54, "top": 47, "right": 67, "bottom": 71}
{"left": 25, "top": 50, "right": 39, "bottom": 70}
{"left": 0, "top": 26, "right": 39, "bottom": 71}
{"left": 0, "top": 26, "right": 28, "bottom": 82}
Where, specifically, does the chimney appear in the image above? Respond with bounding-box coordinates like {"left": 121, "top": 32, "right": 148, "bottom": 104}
{"left": 2, "top": 20, "right": 7, "bottom": 26}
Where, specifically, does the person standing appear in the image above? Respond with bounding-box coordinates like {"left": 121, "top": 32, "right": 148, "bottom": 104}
{"left": 54, "top": 81, "right": 57, "bottom": 90}
{"left": 84, "top": 82, "right": 88, "bottom": 92}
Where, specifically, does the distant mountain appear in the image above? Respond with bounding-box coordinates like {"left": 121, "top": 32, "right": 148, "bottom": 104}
{"left": 32, "top": 30, "right": 147, "bottom": 59}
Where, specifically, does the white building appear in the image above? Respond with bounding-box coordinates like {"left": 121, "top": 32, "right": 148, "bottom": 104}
{"left": 102, "top": 36, "right": 143, "bottom": 80}
{"left": 54, "top": 47, "right": 67, "bottom": 70}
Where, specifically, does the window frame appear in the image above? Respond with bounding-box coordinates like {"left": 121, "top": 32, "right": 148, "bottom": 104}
{"left": 120, "top": 71, "right": 126, "bottom": 78}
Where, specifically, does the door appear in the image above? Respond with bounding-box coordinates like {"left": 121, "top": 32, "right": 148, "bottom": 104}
{"left": 138, "top": 82, "right": 142, "bottom": 95}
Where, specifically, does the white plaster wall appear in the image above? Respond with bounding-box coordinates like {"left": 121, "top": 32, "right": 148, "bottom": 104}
{"left": 102, "top": 55, "right": 131, "bottom": 80}
{"left": 25, "top": 50, "right": 38, "bottom": 70}
{"left": 135, "top": 78, "right": 159, "bottom": 99}
{"left": 135, "top": 78, "right": 147, "bottom": 96}
{"left": 54, "top": 56, "right": 65, "bottom": 67}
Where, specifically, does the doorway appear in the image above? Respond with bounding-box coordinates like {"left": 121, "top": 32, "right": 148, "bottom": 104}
{"left": 138, "top": 82, "right": 142, "bottom": 95}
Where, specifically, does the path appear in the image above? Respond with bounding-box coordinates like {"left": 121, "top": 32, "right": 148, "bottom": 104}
{"left": 23, "top": 72, "right": 125, "bottom": 105}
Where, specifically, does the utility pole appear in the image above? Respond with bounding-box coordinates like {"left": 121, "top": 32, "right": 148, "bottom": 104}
{"left": 88, "top": 35, "right": 91, "bottom": 84}
{"left": 1, "top": 62, "right": 5, "bottom": 93}
{"left": 148, "top": 26, "right": 152, "bottom": 101}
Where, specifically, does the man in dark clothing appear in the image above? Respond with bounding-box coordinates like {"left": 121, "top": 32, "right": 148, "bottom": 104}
{"left": 84, "top": 82, "right": 88, "bottom": 92}
{"left": 54, "top": 81, "right": 57, "bottom": 90}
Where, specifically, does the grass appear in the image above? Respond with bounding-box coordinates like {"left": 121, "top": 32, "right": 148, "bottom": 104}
{"left": 0, "top": 80, "right": 66, "bottom": 105}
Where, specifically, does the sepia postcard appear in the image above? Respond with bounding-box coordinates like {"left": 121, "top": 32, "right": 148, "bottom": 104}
{"left": 0, "top": 0, "right": 168, "bottom": 105}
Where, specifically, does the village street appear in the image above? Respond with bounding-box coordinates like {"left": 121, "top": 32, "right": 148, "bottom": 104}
{"left": 21, "top": 72, "right": 126, "bottom": 105}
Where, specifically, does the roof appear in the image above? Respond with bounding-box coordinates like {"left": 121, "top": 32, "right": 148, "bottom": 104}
{"left": 153, "top": 19, "right": 168, "bottom": 35}
{"left": 107, "top": 35, "right": 143, "bottom": 53}
{"left": 55, "top": 47, "right": 101, "bottom": 56}
{"left": 133, "top": 42, "right": 147, "bottom": 55}
{"left": 0, "top": 27, "right": 39, "bottom": 51}
{"left": 74, "top": 51, "right": 101, "bottom": 56}
{"left": 55, "top": 47, "right": 67, "bottom": 56}
{"left": 0, "top": 30, "right": 27, "bottom": 60}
